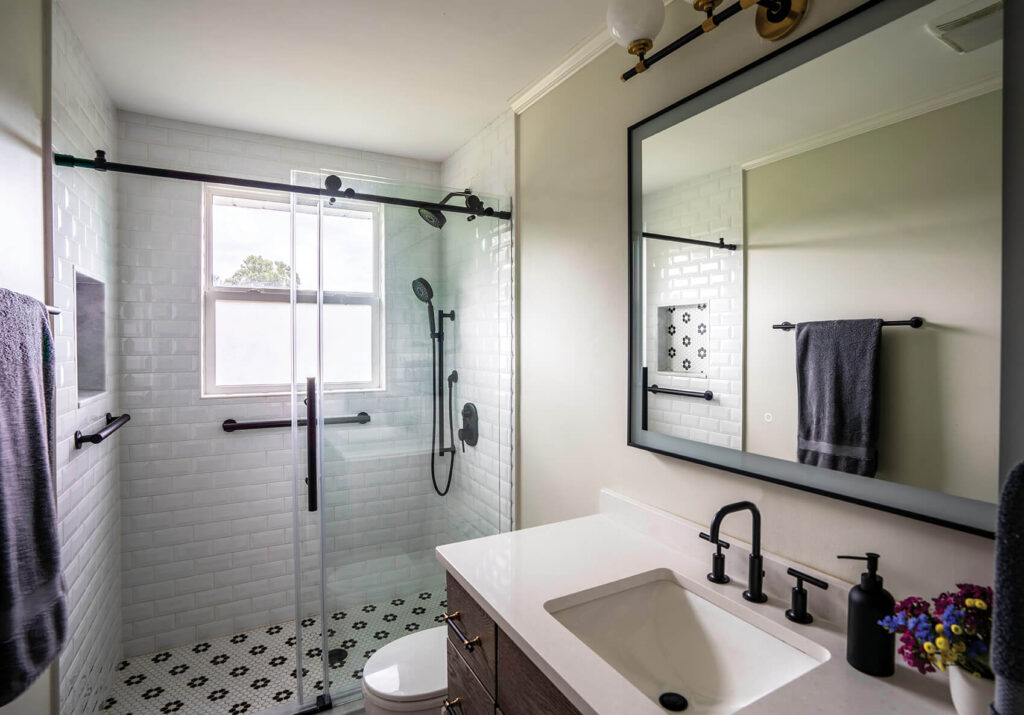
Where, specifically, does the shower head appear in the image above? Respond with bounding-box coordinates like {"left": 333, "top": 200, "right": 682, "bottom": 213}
{"left": 412, "top": 277, "right": 436, "bottom": 335}
{"left": 416, "top": 189, "right": 478, "bottom": 229}
{"left": 412, "top": 277, "right": 434, "bottom": 303}
{"left": 418, "top": 207, "right": 447, "bottom": 229}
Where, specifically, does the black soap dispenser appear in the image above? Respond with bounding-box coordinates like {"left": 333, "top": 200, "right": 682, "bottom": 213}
{"left": 837, "top": 552, "right": 895, "bottom": 677}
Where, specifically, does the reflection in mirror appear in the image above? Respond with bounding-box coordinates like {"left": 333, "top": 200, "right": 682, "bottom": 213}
{"left": 638, "top": 0, "right": 1002, "bottom": 504}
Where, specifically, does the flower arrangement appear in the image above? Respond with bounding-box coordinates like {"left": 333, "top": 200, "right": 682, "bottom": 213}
{"left": 879, "top": 584, "right": 993, "bottom": 679}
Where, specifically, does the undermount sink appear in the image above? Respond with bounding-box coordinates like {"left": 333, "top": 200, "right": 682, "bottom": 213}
{"left": 544, "top": 569, "right": 830, "bottom": 714}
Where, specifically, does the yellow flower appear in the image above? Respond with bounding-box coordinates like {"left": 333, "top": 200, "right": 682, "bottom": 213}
{"left": 924, "top": 642, "right": 937, "bottom": 654}
{"left": 935, "top": 623, "right": 944, "bottom": 633}
{"left": 975, "top": 600, "right": 988, "bottom": 611}
{"left": 951, "top": 624, "right": 963, "bottom": 635}
{"left": 954, "top": 642, "right": 966, "bottom": 653}
{"left": 935, "top": 637, "right": 949, "bottom": 651}
{"left": 965, "top": 598, "right": 976, "bottom": 608}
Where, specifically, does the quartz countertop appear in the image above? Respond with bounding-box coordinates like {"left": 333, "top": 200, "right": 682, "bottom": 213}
{"left": 435, "top": 490, "right": 955, "bottom": 714}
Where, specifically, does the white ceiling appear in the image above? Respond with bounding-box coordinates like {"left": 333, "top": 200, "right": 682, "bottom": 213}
{"left": 60, "top": 0, "right": 608, "bottom": 162}
{"left": 642, "top": 0, "right": 1003, "bottom": 193}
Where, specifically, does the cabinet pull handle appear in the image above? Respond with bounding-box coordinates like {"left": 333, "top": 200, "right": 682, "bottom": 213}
{"left": 442, "top": 612, "right": 481, "bottom": 652}
{"left": 443, "top": 697, "right": 461, "bottom": 714}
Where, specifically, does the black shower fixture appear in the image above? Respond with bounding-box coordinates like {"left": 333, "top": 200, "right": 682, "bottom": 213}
{"left": 417, "top": 189, "right": 487, "bottom": 229}
{"left": 412, "top": 278, "right": 458, "bottom": 496}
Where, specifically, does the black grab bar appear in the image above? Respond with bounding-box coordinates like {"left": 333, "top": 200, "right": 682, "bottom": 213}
{"left": 648, "top": 384, "right": 714, "bottom": 401}
{"left": 221, "top": 412, "right": 371, "bottom": 432}
{"left": 75, "top": 412, "right": 130, "bottom": 449}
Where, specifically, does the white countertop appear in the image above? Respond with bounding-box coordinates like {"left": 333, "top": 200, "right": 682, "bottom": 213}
{"left": 435, "top": 490, "right": 955, "bottom": 714}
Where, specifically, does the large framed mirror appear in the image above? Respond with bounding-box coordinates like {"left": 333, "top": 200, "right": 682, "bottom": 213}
{"left": 628, "top": 0, "right": 1008, "bottom": 536}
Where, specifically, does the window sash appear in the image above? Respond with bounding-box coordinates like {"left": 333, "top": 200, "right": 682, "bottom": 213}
{"left": 201, "top": 185, "right": 384, "bottom": 397}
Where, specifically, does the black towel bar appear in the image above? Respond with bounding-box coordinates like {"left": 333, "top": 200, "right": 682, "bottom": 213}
{"left": 75, "top": 412, "right": 130, "bottom": 449}
{"left": 648, "top": 385, "right": 714, "bottom": 401}
{"left": 222, "top": 412, "right": 371, "bottom": 432}
{"left": 773, "top": 317, "right": 924, "bottom": 331}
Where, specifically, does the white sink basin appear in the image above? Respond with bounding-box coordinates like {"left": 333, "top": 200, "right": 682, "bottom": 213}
{"left": 544, "top": 569, "right": 830, "bottom": 714}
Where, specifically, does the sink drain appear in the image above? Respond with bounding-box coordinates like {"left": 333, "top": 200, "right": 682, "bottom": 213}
{"left": 659, "top": 692, "right": 688, "bottom": 712}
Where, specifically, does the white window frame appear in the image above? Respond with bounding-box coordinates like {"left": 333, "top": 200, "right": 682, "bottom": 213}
{"left": 201, "top": 185, "right": 385, "bottom": 397}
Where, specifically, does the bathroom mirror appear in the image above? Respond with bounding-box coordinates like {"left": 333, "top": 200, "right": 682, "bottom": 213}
{"left": 628, "top": 0, "right": 1006, "bottom": 536}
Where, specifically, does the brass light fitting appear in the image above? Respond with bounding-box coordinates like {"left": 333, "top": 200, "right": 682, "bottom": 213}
{"left": 619, "top": 0, "right": 809, "bottom": 82}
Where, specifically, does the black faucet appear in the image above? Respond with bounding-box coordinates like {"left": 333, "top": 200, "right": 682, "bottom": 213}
{"left": 705, "top": 501, "right": 767, "bottom": 603}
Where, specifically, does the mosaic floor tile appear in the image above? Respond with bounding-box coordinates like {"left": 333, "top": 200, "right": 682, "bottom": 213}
{"left": 105, "top": 589, "right": 447, "bottom": 714}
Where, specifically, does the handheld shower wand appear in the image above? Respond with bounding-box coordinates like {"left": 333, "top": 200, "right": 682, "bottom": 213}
{"left": 412, "top": 278, "right": 456, "bottom": 495}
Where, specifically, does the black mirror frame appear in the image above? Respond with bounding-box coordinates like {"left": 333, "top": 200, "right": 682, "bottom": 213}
{"left": 627, "top": 0, "right": 1012, "bottom": 538}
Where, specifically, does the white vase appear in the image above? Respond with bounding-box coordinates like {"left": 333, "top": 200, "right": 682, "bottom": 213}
{"left": 948, "top": 666, "right": 995, "bottom": 715}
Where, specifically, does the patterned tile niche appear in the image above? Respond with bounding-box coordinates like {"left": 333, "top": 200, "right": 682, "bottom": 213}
{"left": 657, "top": 303, "right": 709, "bottom": 376}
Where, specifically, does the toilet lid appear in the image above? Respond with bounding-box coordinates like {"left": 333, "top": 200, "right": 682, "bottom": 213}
{"left": 362, "top": 626, "right": 447, "bottom": 702}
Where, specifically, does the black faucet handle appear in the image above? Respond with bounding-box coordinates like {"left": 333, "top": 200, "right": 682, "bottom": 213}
{"left": 699, "top": 532, "right": 730, "bottom": 550}
{"left": 785, "top": 568, "right": 828, "bottom": 624}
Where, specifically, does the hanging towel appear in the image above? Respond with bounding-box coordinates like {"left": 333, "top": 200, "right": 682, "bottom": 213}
{"left": 0, "top": 288, "right": 66, "bottom": 706}
{"left": 795, "top": 319, "right": 882, "bottom": 477}
{"left": 992, "top": 461, "right": 1024, "bottom": 715}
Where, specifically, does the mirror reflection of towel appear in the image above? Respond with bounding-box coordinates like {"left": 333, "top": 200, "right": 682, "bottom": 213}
{"left": 795, "top": 319, "right": 882, "bottom": 477}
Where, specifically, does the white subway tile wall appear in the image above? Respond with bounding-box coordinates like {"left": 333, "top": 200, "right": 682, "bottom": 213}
{"left": 114, "top": 110, "right": 515, "bottom": 659}
{"left": 52, "top": 6, "right": 123, "bottom": 713}
{"left": 440, "top": 110, "right": 516, "bottom": 540}
{"left": 643, "top": 168, "right": 744, "bottom": 449}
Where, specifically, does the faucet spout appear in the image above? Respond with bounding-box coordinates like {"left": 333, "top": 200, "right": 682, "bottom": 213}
{"left": 708, "top": 500, "right": 767, "bottom": 603}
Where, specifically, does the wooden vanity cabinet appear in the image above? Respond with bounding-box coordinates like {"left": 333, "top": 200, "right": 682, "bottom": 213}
{"left": 445, "top": 571, "right": 580, "bottom": 715}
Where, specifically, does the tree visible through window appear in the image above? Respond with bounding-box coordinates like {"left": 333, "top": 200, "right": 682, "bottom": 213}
{"left": 220, "top": 255, "right": 299, "bottom": 288}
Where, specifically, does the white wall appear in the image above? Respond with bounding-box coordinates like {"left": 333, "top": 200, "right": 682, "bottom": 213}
{"left": 744, "top": 92, "right": 1002, "bottom": 502}
{"left": 440, "top": 110, "right": 516, "bottom": 540}
{"left": 517, "top": 0, "right": 994, "bottom": 601}
{"left": 50, "top": 5, "right": 122, "bottom": 713}
{"left": 642, "top": 168, "right": 743, "bottom": 448}
{"left": 0, "top": 1, "right": 54, "bottom": 713}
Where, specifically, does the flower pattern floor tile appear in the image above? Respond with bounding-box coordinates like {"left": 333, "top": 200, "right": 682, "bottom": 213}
{"left": 104, "top": 589, "right": 447, "bottom": 714}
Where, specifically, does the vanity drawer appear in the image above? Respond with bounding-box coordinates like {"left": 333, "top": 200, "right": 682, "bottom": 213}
{"left": 496, "top": 628, "right": 580, "bottom": 715}
{"left": 446, "top": 572, "right": 497, "bottom": 695}
{"left": 446, "top": 639, "right": 495, "bottom": 715}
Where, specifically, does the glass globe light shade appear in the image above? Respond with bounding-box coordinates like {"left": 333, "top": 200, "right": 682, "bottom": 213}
{"left": 607, "top": 0, "right": 665, "bottom": 53}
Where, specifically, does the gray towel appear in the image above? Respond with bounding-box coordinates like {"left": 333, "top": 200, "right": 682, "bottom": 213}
{"left": 0, "top": 288, "right": 66, "bottom": 706}
{"left": 795, "top": 319, "right": 882, "bottom": 477}
{"left": 992, "top": 461, "right": 1024, "bottom": 715}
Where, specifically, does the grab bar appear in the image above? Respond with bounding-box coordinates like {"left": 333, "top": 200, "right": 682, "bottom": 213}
{"left": 75, "top": 413, "right": 130, "bottom": 449}
{"left": 221, "top": 412, "right": 370, "bottom": 432}
{"left": 648, "top": 384, "right": 714, "bottom": 401}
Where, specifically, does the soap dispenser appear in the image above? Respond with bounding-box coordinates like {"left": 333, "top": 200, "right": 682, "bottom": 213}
{"left": 837, "top": 553, "right": 895, "bottom": 677}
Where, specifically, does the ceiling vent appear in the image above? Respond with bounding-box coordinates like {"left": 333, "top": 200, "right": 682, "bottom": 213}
{"left": 927, "top": 0, "right": 1003, "bottom": 53}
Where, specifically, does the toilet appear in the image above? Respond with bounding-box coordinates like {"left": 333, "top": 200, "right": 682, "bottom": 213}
{"left": 361, "top": 626, "right": 448, "bottom": 714}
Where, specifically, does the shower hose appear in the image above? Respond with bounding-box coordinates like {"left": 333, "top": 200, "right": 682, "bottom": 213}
{"left": 430, "top": 338, "right": 455, "bottom": 496}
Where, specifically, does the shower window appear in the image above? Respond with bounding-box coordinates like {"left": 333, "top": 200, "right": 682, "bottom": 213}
{"left": 202, "top": 186, "right": 384, "bottom": 395}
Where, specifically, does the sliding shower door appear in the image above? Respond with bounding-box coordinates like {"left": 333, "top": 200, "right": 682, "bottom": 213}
{"left": 290, "top": 169, "right": 513, "bottom": 707}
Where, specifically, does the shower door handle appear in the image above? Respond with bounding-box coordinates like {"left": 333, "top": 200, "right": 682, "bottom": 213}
{"left": 306, "top": 377, "right": 318, "bottom": 512}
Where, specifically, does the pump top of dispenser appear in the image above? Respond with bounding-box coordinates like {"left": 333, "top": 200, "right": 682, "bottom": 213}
{"left": 838, "top": 552, "right": 883, "bottom": 590}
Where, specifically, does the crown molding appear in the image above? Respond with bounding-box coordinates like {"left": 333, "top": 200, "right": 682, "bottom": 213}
{"left": 509, "top": 0, "right": 678, "bottom": 115}
{"left": 741, "top": 74, "right": 1003, "bottom": 171}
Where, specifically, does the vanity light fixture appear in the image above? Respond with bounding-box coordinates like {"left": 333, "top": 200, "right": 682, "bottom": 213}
{"left": 610, "top": 0, "right": 808, "bottom": 82}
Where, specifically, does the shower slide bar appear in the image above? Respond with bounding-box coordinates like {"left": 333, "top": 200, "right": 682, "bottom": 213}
{"left": 45, "top": 305, "right": 61, "bottom": 315}
{"left": 75, "top": 412, "right": 130, "bottom": 449}
{"left": 221, "top": 413, "right": 371, "bottom": 432}
{"left": 772, "top": 317, "right": 925, "bottom": 331}
{"left": 54, "top": 151, "right": 512, "bottom": 221}
{"left": 642, "top": 231, "right": 738, "bottom": 251}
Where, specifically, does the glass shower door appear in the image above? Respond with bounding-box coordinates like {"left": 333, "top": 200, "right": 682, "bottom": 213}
{"left": 297, "top": 169, "right": 513, "bottom": 707}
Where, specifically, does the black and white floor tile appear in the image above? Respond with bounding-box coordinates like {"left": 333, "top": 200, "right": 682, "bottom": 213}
{"left": 105, "top": 589, "right": 447, "bottom": 714}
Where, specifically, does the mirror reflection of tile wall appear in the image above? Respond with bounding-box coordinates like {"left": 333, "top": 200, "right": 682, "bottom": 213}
{"left": 644, "top": 167, "right": 743, "bottom": 450}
